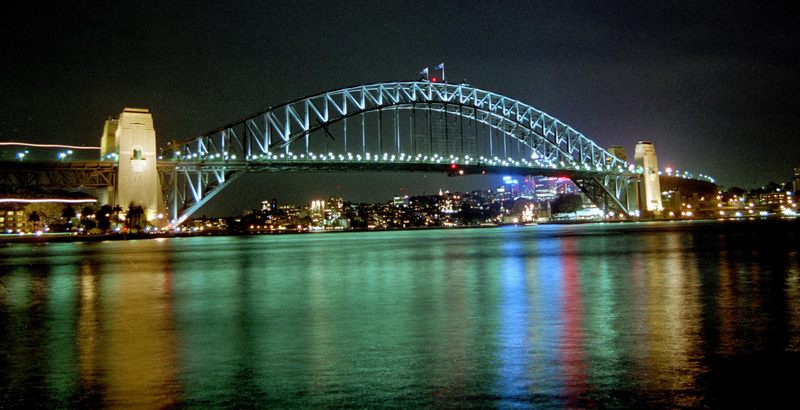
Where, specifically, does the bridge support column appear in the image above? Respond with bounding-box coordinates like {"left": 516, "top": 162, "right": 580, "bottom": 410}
{"left": 626, "top": 177, "right": 640, "bottom": 217}
{"left": 572, "top": 174, "right": 633, "bottom": 219}
{"left": 634, "top": 141, "right": 663, "bottom": 214}
{"left": 113, "top": 108, "right": 164, "bottom": 226}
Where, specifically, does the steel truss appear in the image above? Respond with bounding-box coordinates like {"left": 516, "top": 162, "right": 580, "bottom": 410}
{"left": 0, "top": 160, "right": 116, "bottom": 194}
{"left": 571, "top": 174, "right": 639, "bottom": 218}
{"left": 164, "top": 81, "right": 636, "bottom": 224}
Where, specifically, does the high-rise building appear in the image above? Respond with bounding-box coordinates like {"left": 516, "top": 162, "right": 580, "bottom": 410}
{"left": 794, "top": 166, "right": 799, "bottom": 194}
{"left": 634, "top": 141, "right": 662, "bottom": 212}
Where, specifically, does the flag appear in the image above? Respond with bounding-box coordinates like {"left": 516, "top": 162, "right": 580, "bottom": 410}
{"left": 433, "top": 63, "right": 445, "bottom": 82}
{"left": 419, "top": 67, "right": 429, "bottom": 81}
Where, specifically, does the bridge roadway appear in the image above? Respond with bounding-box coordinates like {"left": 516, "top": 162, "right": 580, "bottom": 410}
{"left": 0, "top": 157, "right": 628, "bottom": 190}
{"left": 161, "top": 158, "right": 625, "bottom": 177}
{"left": 0, "top": 156, "right": 716, "bottom": 225}
{"left": 0, "top": 160, "right": 116, "bottom": 190}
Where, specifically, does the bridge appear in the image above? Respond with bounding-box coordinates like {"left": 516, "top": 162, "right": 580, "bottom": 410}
{"left": 1, "top": 81, "right": 684, "bottom": 226}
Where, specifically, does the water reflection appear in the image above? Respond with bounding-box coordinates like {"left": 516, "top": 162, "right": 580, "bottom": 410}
{"left": 1, "top": 220, "right": 798, "bottom": 407}
{"left": 559, "top": 236, "right": 588, "bottom": 405}
{"left": 77, "top": 261, "right": 100, "bottom": 404}
{"left": 101, "top": 243, "right": 178, "bottom": 408}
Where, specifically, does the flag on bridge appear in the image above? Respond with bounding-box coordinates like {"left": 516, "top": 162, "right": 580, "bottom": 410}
{"left": 433, "top": 63, "right": 445, "bottom": 82}
{"left": 419, "top": 67, "right": 429, "bottom": 81}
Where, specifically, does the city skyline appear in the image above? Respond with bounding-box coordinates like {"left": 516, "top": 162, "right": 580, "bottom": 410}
{"left": 2, "top": 1, "right": 797, "bottom": 198}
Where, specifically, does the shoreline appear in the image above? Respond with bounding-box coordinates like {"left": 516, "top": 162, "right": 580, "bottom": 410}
{"left": 1, "top": 217, "right": 795, "bottom": 244}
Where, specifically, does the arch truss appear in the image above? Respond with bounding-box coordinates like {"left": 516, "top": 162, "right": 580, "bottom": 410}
{"left": 163, "top": 81, "right": 637, "bottom": 225}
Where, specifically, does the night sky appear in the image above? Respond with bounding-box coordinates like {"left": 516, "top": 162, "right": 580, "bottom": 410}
{"left": 2, "top": 1, "right": 797, "bottom": 215}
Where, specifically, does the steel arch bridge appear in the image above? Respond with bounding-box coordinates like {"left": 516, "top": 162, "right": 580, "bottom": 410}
{"left": 162, "top": 81, "right": 638, "bottom": 225}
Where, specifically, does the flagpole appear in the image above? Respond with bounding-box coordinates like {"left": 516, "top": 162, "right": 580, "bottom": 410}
{"left": 441, "top": 63, "right": 445, "bottom": 83}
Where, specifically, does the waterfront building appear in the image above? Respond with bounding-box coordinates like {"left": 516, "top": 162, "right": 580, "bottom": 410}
{"left": 0, "top": 209, "right": 27, "bottom": 233}
{"left": 759, "top": 191, "right": 789, "bottom": 206}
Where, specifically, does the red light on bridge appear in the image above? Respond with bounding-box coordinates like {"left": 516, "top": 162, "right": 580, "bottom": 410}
{"left": 431, "top": 77, "right": 438, "bottom": 82}
{"left": 450, "top": 163, "right": 457, "bottom": 170}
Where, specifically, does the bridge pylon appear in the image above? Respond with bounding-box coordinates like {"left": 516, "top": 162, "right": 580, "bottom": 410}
{"left": 104, "top": 108, "right": 164, "bottom": 226}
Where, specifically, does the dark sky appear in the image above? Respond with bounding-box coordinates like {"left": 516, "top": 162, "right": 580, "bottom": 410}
{"left": 2, "top": 1, "right": 798, "bottom": 215}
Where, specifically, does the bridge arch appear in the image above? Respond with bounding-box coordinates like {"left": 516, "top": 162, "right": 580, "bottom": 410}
{"left": 164, "top": 81, "right": 636, "bottom": 225}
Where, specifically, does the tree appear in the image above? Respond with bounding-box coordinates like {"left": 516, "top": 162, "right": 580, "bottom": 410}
{"left": 113, "top": 204, "right": 124, "bottom": 227}
{"left": 726, "top": 187, "right": 746, "bottom": 197}
{"left": 79, "top": 205, "right": 96, "bottom": 232}
{"left": 81, "top": 206, "right": 95, "bottom": 218}
{"left": 62, "top": 206, "right": 77, "bottom": 230}
{"left": 126, "top": 204, "right": 145, "bottom": 232}
{"left": 23, "top": 202, "right": 63, "bottom": 229}
{"left": 62, "top": 206, "right": 76, "bottom": 220}
{"left": 459, "top": 202, "right": 483, "bottom": 225}
{"left": 96, "top": 204, "right": 113, "bottom": 232}
{"left": 28, "top": 210, "right": 41, "bottom": 232}
{"left": 551, "top": 193, "right": 584, "bottom": 214}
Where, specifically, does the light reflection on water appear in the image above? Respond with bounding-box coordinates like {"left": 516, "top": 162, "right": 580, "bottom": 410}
{"left": 1, "top": 220, "right": 799, "bottom": 407}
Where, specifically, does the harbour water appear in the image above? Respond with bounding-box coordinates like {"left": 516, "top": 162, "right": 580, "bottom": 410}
{"left": 1, "top": 220, "right": 799, "bottom": 407}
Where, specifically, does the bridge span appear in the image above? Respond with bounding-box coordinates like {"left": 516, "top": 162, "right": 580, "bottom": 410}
{"left": 1, "top": 81, "right": 711, "bottom": 226}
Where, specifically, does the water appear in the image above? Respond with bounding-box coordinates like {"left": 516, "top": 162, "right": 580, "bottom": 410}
{"left": 1, "top": 220, "right": 799, "bottom": 408}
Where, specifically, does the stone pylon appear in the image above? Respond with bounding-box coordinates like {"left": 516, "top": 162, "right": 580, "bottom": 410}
{"left": 111, "top": 108, "right": 164, "bottom": 226}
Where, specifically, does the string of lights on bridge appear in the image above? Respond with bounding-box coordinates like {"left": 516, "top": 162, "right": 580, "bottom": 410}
{"left": 159, "top": 149, "right": 715, "bottom": 183}
{"left": 164, "top": 150, "right": 624, "bottom": 173}
{"left": 1, "top": 140, "right": 715, "bottom": 184}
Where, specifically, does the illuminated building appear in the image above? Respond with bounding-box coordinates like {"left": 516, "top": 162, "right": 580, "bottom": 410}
{"left": 794, "top": 166, "right": 799, "bottom": 194}
{"left": 533, "top": 177, "right": 557, "bottom": 201}
{"left": 759, "top": 191, "right": 788, "bottom": 206}
{"left": 634, "top": 141, "right": 663, "bottom": 212}
{"left": 393, "top": 196, "right": 410, "bottom": 207}
{"left": 0, "top": 209, "right": 27, "bottom": 233}
{"left": 261, "top": 198, "right": 277, "bottom": 211}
